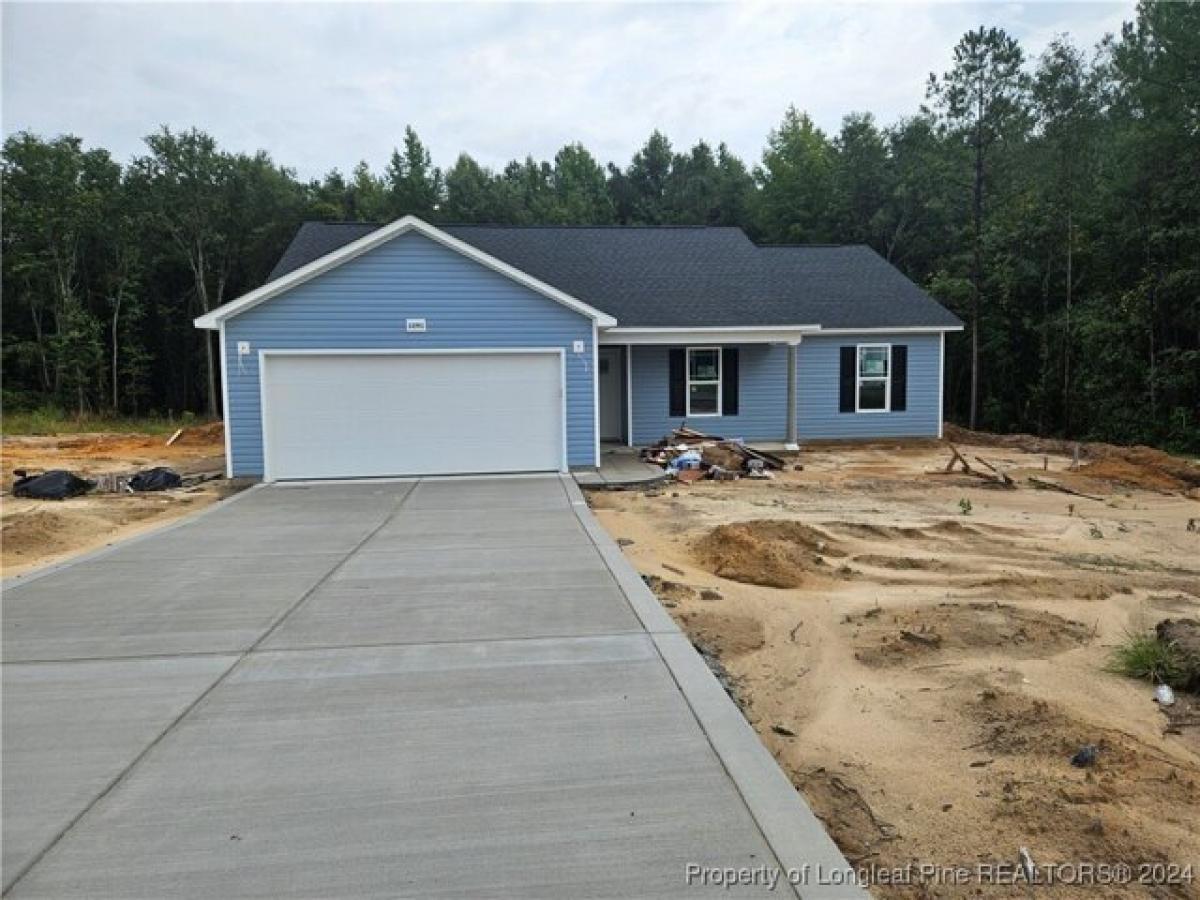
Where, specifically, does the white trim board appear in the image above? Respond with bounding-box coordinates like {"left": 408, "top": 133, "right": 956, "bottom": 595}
{"left": 625, "top": 343, "right": 633, "bottom": 447}
{"left": 599, "top": 324, "right": 960, "bottom": 345}
{"left": 195, "top": 216, "right": 617, "bottom": 330}
{"left": 591, "top": 321, "right": 600, "bottom": 468}
{"left": 814, "top": 325, "right": 964, "bottom": 335}
{"left": 602, "top": 326, "right": 819, "bottom": 345}
{"left": 256, "top": 348, "right": 568, "bottom": 482}
{"left": 938, "top": 332, "right": 946, "bottom": 439}
{"left": 218, "top": 321, "right": 233, "bottom": 478}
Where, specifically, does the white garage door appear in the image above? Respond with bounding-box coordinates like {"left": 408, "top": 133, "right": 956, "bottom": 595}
{"left": 261, "top": 351, "right": 564, "bottom": 480}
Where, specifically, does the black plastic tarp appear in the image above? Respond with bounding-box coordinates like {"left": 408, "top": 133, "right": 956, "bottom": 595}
{"left": 12, "top": 470, "right": 95, "bottom": 500}
{"left": 128, "top": 467, "right": 182, "bottom": 492}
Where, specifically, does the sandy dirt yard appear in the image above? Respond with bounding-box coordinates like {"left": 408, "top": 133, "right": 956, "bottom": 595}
{"left": 589, "top": 438, "right": 1200, "bottom": 898}
{"left": 1, "top": 424, "right": 242, "bottom": 577}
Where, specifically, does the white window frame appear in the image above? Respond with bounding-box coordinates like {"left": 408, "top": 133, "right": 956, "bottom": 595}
{"left": 855, "top": 343, "right": 891, "bottom": 413}
{"left": 686, "top": 346, "right": 722, "bottom": 417}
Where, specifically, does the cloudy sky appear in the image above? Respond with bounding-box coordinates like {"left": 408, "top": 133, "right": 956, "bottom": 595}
{"left": 3, "top": 1, "right": 1132, "bottom": 179}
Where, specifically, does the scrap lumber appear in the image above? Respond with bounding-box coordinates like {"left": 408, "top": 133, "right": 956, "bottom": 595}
{"left": 943, "top": 441, "right": 972, "bottom": 474}
{"left": 929, "top": 442, "right": 1011, "bottom": 485}
{"left": 1027, "top": 475, "right": 1104, "bottom": 501}
{"left": 974, "top": 455, "right": 1015, "bottom": 487}
{"left": 739, "top": 444, "right": 786, "bottom": 470}
{"left": 165, "top": 428, "right": 184, "bottom": 446}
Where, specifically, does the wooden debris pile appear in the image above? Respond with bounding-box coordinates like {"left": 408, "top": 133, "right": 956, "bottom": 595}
{"left": 928, "top": 442, "right": 1016, "bottom": 488}
{"left": 641, "top": 426, "right": 787, "bottom": 484}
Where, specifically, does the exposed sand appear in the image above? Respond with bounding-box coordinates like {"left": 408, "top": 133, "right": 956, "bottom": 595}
{"left": 1, "top": 425, "right": 241, "bottom": 577}
{"left": 590, "top": 440, "right": 1200, "bottom": 897}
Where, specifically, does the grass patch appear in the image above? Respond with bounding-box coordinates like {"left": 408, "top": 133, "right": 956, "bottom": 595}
{"left": 1109, "top": 632, "right": 1189, "bottom": 688}
{"left": 2, "top": 406, "right": 210, "bottom": 437}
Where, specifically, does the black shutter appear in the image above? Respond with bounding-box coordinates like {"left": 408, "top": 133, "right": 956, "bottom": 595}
{"left": 669, "top": 348, "right": 686, "bottom": 417}
{"left": 891, "top": 345, "right": 908, "bottom": 412}
{"left": 839, "top": 346, "right": 856, "bottom": 413}
{"left": 721, "top": 347, "right": 739, "bottom": 416}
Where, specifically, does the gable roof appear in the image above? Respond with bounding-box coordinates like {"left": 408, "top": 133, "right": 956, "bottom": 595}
{"left": 194, "top": 216, "right": 617, "bottom": 330}
{"left": 205, "top": 217, "right": 963, "bottom": 331}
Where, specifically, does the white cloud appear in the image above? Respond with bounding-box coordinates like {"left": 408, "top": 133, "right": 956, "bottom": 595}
{"left": 1, "top": 1, "right": 1134, "bottom": 179}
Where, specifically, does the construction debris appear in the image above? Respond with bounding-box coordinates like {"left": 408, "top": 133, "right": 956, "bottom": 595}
{"left": 1028, "top": 475, "right": 1105, "bottom": 501}
{"left": 129, "top": 467, "right": 184, "bottom": 492}
{"left": 930, "top": 442, "right": 1016, "bottom": 488}
{"left": 641, "top": 426, "right": 787, "bottom": 483}
{"left": 11, "top": 470, "right": 95, "bottom": 500}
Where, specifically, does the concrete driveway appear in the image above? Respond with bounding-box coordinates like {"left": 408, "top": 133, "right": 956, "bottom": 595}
{"left": 2, "top": 476, "right": 859, "bottom": 899}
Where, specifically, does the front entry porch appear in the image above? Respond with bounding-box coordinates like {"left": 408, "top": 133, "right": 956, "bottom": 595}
{"left": 597, "top": 341, "right": 802, "bottom": 449}
{"left": 574, "top": 444, "right": 666, "bottom": 488}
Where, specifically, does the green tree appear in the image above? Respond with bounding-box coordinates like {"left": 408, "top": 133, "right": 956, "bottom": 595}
{"left": 1, "top": 133, "right": 117, "bottom": 405}
{"left": 926, "top": 26, "right": 1029, "bottom": 428}
{"left": 551, "top": 143, "right": 614, "bottom": 224}
{"left": 754, "top": 107, "right": 836, "bottom": 243}
{"left": 829, "top": 113, "right": 890, "bottom": 248}
{"left": 1029, "top": 37, "right": 1102, "bottom": 431}
{"left": 663, "top": 142, "right": 719, "bottom": 224}
{"left": 625, "top": 130, "right": 674, "bottom": 224}
{"left": 384, "top": 126, "right": 443, "bottom": 218}
{"left": 129, "top": 127, "right": 235, "bottom": 416}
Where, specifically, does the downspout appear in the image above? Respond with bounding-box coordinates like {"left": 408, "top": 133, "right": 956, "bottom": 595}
{"left": 785, "top": 340, "right": 800, "bottom": 450}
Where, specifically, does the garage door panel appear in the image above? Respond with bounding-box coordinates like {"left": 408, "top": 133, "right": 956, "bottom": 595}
{"left": 262, "top": 353, "right": 562, "bottom": 479}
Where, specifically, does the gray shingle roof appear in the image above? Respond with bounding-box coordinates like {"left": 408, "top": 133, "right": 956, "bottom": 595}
{"left": 267, "top": 222, "right": 962, "bottom": 329}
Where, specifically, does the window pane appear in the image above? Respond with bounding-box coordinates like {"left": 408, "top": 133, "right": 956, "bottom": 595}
{"left": 859, "top": 348, "right": 888, "bottom": 378}
{"left": 858, "top": 380, "right": 886, "bottom": 410}
{"left": 689, "top": 349, "right": 720, "bottom": 381}
{"left": 689, "top": 383, "right": 719, "bottom": 414}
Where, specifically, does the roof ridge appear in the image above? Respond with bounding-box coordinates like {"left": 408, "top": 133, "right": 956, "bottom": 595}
{"left": 757, "top": 242, "right": 862, "bottom": 249}
{"left": 299, "top": 220, "right": 745, "bottom": 232}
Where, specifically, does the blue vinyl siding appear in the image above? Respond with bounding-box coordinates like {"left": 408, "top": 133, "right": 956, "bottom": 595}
{"left": 797, "top": 333, "right": 941, "bottom": 438}
{"left": 224, "top": 232, "right": 595, "bottom": 476}
{"left": 629, "top": 344, "right": 789, "bottom": 443}
{"left": 627, "top": 334, "right": 942, "bottom": 445}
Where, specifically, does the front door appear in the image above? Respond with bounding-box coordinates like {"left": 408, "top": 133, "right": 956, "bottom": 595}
{"left": 598, "top": 347, "right": 625, "bottom": 442}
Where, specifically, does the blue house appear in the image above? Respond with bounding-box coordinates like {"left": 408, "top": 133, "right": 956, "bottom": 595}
{"left": 195, "top": 216, "right": 961, "bottom": 480}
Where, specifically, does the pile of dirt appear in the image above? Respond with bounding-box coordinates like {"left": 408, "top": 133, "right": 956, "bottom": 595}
{"left": 789, "top": 768, "right": 896, "bottom": 865}
{"left": 851, "top": 554, "right": 950, "bottom": 571}
{"left": 824, "top": 519, "right": 996, "bottom": 544}
{"left": 1, "top": 496, "right": 186, "bottom": 566}
{"left": 677, "top": 608, "right": 765, "bottom": 657}
{"left": 171, "top": 421, "right": 225, "bottom": 446}
{"left": 641, "top": 575, "right": 698, "bottom": 607}
{"left": 966, "top": 691, "right": 1199, "bottom": 887}
{"left": 943, "top": 423, "right": 1086, "bottom": 457}
{"left": 849, "top": 601, "right": 1092, "bottom": 667}
{"left": 694, "top": 519, "right": 844, "bottom": 588}
{"left": 943, "top": 423, "right": 1200, "bottom": 493}
{"left": 1076, "top": 447, "right": 1200, "bottom": 493}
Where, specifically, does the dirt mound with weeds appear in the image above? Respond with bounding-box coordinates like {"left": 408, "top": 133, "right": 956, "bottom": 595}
{"left": 694, "top": 520, "right": 844, "bottom": 588}
{"left": 849, "top": 601, "right": 1091, "bottom": 667}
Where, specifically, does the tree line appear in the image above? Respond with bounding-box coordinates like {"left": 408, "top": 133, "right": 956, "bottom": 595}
{"left": 3, "top": 0, "right": 1196, "bottom": 449}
